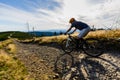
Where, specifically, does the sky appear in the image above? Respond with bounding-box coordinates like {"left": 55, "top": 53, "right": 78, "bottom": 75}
{"left": 0, "top": 0, "right": 120, "bottom": 32}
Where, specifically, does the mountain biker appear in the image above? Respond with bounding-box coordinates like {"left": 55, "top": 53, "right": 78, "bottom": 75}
{"left": 64, "top": 18, "right": 91, "bottom": 48}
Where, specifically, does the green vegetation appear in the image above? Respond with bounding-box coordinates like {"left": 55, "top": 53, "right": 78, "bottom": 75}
{"left": 0, "top": 31, "right": 34, "bottom": 41}
{"left": 0, "top": 39, "right": 33, "bottom": 80}
{"left": 0, "top": 30, "right": 119, "bottom": 80}
{"left": 0, "top": 52, "right": 29, "bottom": 80}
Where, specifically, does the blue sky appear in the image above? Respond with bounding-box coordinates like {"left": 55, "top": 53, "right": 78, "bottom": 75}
{"left": 0, "top": 0, "right": 61, "bottom": 11}
{"left": 0, "top": 0, "right": 120, "bottom": 32}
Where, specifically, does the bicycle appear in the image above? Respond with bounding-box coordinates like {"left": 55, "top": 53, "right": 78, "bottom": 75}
{"left": 61, "top": 33, "right": 104, "bottom": 57}
{"left": 54, "top": 34, "right": 104, "bottom": 79}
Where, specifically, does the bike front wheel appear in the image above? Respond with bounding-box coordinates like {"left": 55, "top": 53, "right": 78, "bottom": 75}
{"left": 83, "top": 38, "right": 104, "bottom": 57}
{"left": 61, "top": 39, "right": 76, "bottom": 53}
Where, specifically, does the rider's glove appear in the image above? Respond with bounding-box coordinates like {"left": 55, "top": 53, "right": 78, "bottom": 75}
{"left": 64, "top": 33, "right": 67, "bottom": 35}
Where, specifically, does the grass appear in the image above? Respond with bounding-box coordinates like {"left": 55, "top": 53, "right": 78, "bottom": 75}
{"left": 0, "top": 50, "right": 28, "bottom": 80}
{"left": 20, "top": 30, "right": 120, "bottom": 52}
{"left": 86, "top": 30, "right": 120, "bottom": 51}
{"left": 0, "top": 31, "right": 34, "bottom": 41}
{"left": 0, "top": 39, "right": 13, "bottom": 49}
{"left": 6, "top": 43, "right": 16, "bottom": 54}
{"left": 0, "top": 29, "right": 120, "bottom": 80}
{"left": 86, "top": 30, "right": 120, "bottom": 39}
{"left": 20, "top": 30, "right": 120, "bottom": 44}
{"left": 0, "top": 39, "right": 33, "bottom": 80}
{"left": 34, "top": 35, "right": 67, "bottom": 44}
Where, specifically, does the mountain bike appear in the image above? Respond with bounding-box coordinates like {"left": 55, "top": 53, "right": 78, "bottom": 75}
{"left": 61, "top": 33, "right": 104, "bottom": 57}
{"left": 54, "top": 34, "right": 104, "bottom": 78}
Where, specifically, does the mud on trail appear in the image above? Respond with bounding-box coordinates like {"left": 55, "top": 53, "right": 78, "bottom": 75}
{"left": 14, "top": 41, "right": 120, "bottom": 80}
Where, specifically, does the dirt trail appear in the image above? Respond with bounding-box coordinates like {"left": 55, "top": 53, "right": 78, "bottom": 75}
{"left": 14, "top": 41, "right": 120, "bottom": 80}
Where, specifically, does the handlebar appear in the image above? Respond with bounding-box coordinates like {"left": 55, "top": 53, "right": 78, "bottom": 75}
{"left": 64, "top": 33, "right": 72, "bottom": 35}
{"left": 64, "top": 33, "right": 73, "bottom": 38}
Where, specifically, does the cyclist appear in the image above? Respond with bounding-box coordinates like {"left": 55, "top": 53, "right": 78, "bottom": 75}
{"left": 64, "top": 18, "right": 91, "bottom": 48}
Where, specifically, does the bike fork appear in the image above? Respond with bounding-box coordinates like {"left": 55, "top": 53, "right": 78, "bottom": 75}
{"left": 66, "top": 38, "right": 71, "bottom": 47}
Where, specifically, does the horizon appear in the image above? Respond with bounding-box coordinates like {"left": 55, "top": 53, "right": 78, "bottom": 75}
{"left": 0, "top": 0, "right": 120, "bottom": 32}
{"left": 0, "top": 29, "right": 66, "bottom": 33}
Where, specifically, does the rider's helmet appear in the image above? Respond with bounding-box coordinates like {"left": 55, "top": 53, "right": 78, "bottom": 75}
{"left": 69, "top": 18, "right": 75, "bottom": 23}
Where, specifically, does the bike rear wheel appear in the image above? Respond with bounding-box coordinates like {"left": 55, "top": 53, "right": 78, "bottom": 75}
{"left": 61, "top": 39, "right": 76, "bottom": 53}
{"left": 83, "top": 38, "right": 104, "bottom": 57}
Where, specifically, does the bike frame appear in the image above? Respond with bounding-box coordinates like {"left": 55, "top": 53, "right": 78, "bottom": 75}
{"left": 66, "top": 34, "right": 85, "bottom": 50}
{"left": 66, "top": 34, "right": 76, "bottom": 47}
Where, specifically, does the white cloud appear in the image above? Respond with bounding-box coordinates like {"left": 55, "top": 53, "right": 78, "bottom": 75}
{"left": 0, "top": 1, "right": 67, "bottom": 31}
{"left": 0, "top": 3, "right": 55, "bottom": 31}
{"left": 0, "top": 3, "right": 46, "bottom": 23}
{"left": 0, "top": 0, "right": 120, "bottom": 32}
{"left": 57, "top": 0, "right": 120, "bottom": 28}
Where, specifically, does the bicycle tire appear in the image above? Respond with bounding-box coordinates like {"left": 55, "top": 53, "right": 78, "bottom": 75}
{"left": 54, "top": 53, "right": 74, "bottom": 76}
{"left": 83, "top": 38, "right": 104, "bottom": 57}
{"left": 61, "top": 39, "right": 76, "bottom": 53}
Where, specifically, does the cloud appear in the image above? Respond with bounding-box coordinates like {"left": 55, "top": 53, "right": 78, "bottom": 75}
{"left": 0, "top": 3, "right": 38, "bottom": 23}
{"left": 0, "top": 0, "right": 120, "bottom": 32}
{"left": 59, "top": 0, "right": 120, "bottom": 28}
{"left": 0, "top": 2, "right": 56, "bottom": 31}
{"left": 0, "top": 1, "right": 66, "bottom": 31}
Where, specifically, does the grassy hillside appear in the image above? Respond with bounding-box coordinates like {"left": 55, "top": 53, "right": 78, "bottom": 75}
{"left": 21, "top": 30, "right": 120, "bottom": 43}
{"left": 87, "top": 30, "right": 120, "bottom": 51}
{"left": 0, "top": 31, "right": 34, "bottom": 41}
{"left": 87, "top": 30, "right": 120, "bottom": 39}
{"left": 20, "top": 30, "right": 120, "bottom": 51}
{"left": 0, "top": 39, "right": 33, "bottom": 80}
{"left": 0, "top": 30, "right": 119, "bottom": 79}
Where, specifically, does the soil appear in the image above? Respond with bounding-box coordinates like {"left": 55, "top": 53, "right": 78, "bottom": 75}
{"left": 14, "top": 41, "right": 120, "bottom": 80}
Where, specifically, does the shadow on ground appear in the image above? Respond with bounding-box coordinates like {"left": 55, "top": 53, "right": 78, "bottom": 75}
{"left": 53, "top": 52, "right": 120, "bottom": 80}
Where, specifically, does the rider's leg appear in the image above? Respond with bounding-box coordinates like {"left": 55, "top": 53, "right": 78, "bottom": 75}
{"left": 78, "top": 27, "right": 91, "bottom": 39}
{"left": 76, "top": 27, "right": 91, "bottom": 48}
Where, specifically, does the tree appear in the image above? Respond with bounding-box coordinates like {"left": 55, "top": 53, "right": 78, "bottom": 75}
{"left": 59, "top": 31, "right": 63, "bottom": 35}
{"left": 53, "top": 32, "right": 57, "bottom": 35}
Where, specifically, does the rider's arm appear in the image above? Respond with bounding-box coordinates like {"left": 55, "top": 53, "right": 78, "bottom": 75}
{"left": 71, "top": 28, "right": 77, "bottom": 34}
{"left": 65, "top": 27, "right": 72, "bottom": 34}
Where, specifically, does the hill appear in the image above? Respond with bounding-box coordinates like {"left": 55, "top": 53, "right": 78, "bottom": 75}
{"left": 0, "top": 30, "right": 66, "bottom": 41}
{"left": 0, "top": 30, "right": 120, "bottom": 79}
{"left": 0, "top": 31, "right": 34, "bottom": 41}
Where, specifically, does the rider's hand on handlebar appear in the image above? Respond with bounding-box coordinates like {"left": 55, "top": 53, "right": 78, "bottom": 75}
{"left": 64, "top": 33, "right": 67, "bottom": 35}
{"left": 64, "top": 32, "right": 72, "bottom": 35}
